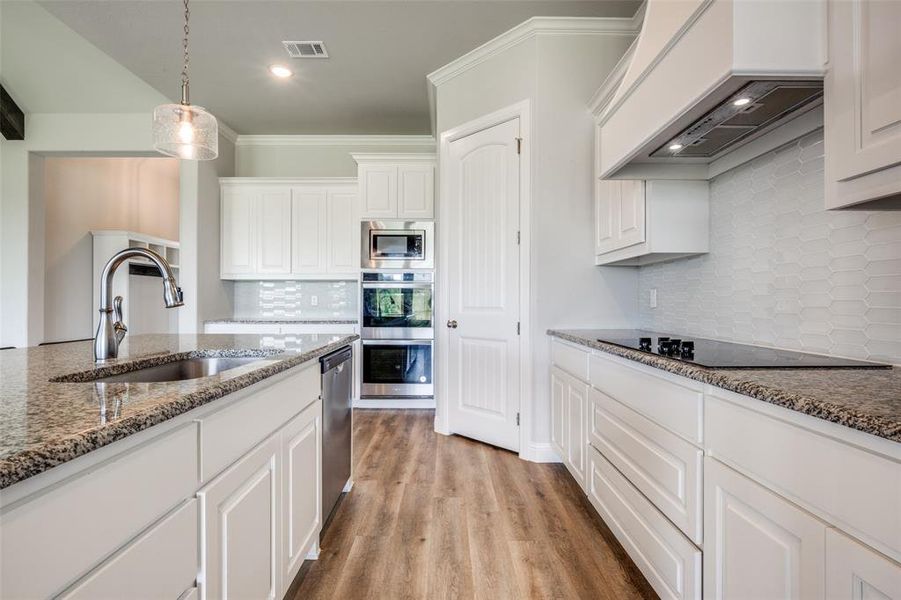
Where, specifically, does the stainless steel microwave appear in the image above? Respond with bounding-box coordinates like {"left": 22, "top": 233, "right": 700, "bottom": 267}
{"left": 361, "top": 221, "right": 434, "bottom": 269}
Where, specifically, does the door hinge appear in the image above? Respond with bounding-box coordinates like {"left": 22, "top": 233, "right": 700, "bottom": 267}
{"left": 516, "top": 321, "right": 521, "bottom": 335}
{"left": 516, "top": 230, "right": 521, "bottom": 245}
{"left": 516, "top": 137, "right": 522, "bottom": 154}
{"left": 516, "top": 412, "right": 521, "bottom": 426}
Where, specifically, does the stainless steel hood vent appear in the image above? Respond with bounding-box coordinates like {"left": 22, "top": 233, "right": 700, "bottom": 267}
{"left": 652, "top": 81, "right": 823, "bottom": 158}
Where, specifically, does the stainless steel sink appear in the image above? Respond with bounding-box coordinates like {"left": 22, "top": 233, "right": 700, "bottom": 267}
{"left": 91, "top": 357, "right": 267, "bottom": 383}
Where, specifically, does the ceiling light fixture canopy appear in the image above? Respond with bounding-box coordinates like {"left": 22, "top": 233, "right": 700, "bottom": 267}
{"left": 152, "top": 0, "right": 218, "bottom": 160}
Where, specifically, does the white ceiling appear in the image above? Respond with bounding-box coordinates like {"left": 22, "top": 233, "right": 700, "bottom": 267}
{"left": 38, "top": 0, "right": 640, "bottom": 135}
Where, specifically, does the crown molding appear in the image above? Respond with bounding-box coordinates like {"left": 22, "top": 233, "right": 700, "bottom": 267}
{"left": 351, "top": 153, "right": 437, "bottom": 163}
{"left": 217, "top": 120, "right": 239, "bottom": 144}
{"left": 219, "top": 177, "right": 358, "bottom": 185}
{"left": 427, "top": 16, "right": 641, "bottom": 88}
{"left": 234, "top": 134, "right": 436, "bottom": 147}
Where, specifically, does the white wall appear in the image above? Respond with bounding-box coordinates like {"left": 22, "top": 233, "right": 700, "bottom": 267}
{"left": 434, "top": 28, "right": 638, "bottom": 452}
{"left": 236, "top": 141, "right": 435, "bottom": 177}
{"left": 43, "top": 157, "right": 179, "bottom": 343}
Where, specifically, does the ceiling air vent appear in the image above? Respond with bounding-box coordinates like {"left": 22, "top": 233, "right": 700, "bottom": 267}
{"left": 282, "top": 41, "right": 328, "bottom": 59}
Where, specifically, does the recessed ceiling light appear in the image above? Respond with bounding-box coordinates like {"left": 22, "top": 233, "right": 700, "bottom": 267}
{"left": 668, "top": 143, "right": 683, "bottom": 151}
{"left": 269, "top": 64, "right": 293, "bottom": 78}
{"left": 733, "top": 97, "right": 751, "bottom": 106}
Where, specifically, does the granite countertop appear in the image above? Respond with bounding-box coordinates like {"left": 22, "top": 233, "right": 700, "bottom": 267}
{"left": 205, "top": 318, "right": 358, "bottom": 325}
{"left": 549, "top": 329, "right": 901, "bottom": 443}
{"left": 0, "top": 333, "right": 358, "bottom": 489}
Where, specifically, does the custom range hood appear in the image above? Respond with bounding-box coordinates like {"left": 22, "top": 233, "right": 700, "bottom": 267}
{"left": 593, "top": 0, "right": 826, "bottom": 178}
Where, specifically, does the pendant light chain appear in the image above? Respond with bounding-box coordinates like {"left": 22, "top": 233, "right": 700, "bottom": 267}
{"left": 180, "top": 0, "right": 190, "bottom": 105}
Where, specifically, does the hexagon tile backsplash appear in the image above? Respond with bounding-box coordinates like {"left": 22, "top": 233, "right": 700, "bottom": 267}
{"left": 638, "top": 130, "right": 901, "bottom": 365}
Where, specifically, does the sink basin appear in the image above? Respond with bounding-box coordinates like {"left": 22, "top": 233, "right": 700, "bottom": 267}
{"left": 91, "top": 357, "right": 267, "bottom": 383}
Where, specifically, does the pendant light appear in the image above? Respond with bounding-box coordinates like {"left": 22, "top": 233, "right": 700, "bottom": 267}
{"left": 152, "top": 0, "right": 218, "bottom": 160}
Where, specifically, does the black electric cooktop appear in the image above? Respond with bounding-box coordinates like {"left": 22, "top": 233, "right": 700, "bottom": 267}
{"left": 594, "top": 330, "right": 890, "bottom": 369}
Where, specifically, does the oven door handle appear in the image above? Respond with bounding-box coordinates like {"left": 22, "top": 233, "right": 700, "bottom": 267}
{"left": 362, "top": 339, "right": 433, "bottom": 346}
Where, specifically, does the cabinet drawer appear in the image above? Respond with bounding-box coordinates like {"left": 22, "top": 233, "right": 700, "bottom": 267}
{"left": 60, "top": 499, "right": 199, "bottom": 599}
{"left": 551, "top": 339, "right": 589, "bottom": 381}
{"left": 586, "top": 445, "right": 701, "bottom": 600}
{"left": 826, "top": 528, "right": 901, "bottom": 600}
{"left": 202, "top": 362, "right": 320, "bottom": 480}
{"left": 588, "top": 387, "right": 703, "bottom": 544}
{"left": 589, "top": 352, "right": 703, "bottom": 445}
{"left": 0, "top": 422, "right": 200, "bottom": 599}
{"left": 706, "top": 392, "right": 901, "bottom": 562}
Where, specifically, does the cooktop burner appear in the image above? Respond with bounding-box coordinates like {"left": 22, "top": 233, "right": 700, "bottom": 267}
{"left": 593, "top": 330, "right": 890, "bottom": 369}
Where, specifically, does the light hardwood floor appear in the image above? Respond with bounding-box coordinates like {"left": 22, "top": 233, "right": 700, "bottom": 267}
{"left": 289, "top": 409, "right": 656, "bottom": 600}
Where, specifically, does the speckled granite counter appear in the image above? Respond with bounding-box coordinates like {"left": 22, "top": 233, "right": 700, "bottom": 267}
{"left": 549, "top": 329, "right": 901, "bottom": 444}
{"left": 0, "top": 333, "right": 358, "bottom": 489}
{"left": 205, "top": 318, "right": 358, "bottom": 325}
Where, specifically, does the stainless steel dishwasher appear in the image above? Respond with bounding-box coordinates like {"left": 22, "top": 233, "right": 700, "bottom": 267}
{"left": 320, "top": 345, "right": 353, "bottom": 525}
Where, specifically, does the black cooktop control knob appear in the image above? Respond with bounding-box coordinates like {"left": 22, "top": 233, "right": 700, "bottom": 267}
{"left": 669, "top": 339, "right": 682, "bottom": 355}
{"left": 681, "top": 341, "right": 695, "bottom": 358}
{"left": 639, "top": 337, "right": 652, "bottom": 351}
{"left": 657, "top": 337, "right": 670, "bottom": 353}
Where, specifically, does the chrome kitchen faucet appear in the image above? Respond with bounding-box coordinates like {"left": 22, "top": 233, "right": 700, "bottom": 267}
{"left": 94, "top": 248, "right": 183, "bottom": 362}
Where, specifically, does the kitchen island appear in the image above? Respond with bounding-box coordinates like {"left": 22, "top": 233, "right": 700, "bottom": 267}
{"left": 0, "top": 332, "right": 357, "bottom": 599}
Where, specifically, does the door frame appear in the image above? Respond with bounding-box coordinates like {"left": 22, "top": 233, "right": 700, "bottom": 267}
{"left": 435, "top": 99, "right": 533, "bottom": 460}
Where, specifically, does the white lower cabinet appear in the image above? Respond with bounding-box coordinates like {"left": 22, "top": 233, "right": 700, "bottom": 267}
{"left": 587, "top": 445, "right": 702, "bottom": 600}
{"left": 60, "top": 499, "right": 199, "bottom": 600}
{"left": 199, "top": 434, "right": 282, "bottom": 600}
{"left": 704, "top": 457, "right": 826, "bottom": 600}
{"left": 550, "top": 365, "right": 587, "bottom": 489}
{"left": 826, "top": 528, "right": 901, "bottom": 600}
{"left": 281, "top": 401, "right": 323, "bottom": 587}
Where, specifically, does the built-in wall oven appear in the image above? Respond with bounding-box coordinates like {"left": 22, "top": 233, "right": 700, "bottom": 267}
{"left": 361, "top": 221, "right": 434, "bottom": 270}
{"left": 361, "top": 340, "right": 433, "bottom": 398}
{"left": 360, "top": 271, "right": 434, "bottom": 398}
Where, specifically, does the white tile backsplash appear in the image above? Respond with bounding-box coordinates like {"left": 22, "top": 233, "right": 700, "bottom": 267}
{"left": 233, "top": 280, "right": 358, "bottom": 319}
{"left": 638, "top": 129, "right": 901, "bottom": 364}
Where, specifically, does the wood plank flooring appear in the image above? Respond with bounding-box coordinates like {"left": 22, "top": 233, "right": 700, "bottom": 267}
{"left": 289, "top": 409, "right": 656, "bottom": 600}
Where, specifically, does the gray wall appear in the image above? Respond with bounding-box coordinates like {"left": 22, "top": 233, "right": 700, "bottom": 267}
{"left": 639, "top": 130, "right": 901, "bottom": 365}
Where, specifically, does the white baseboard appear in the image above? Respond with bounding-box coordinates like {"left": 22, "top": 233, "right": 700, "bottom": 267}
{"left": 520, "top": 442, "right": 562, "bottom": 463}
{"left": 342, "top": 479, "right": 354, "bottom": 493}
{"left": 305, "top": 540, "right": 320, "bottom": 560}
{"left": 354, "top": 398, "right": 436, "bottom": 409}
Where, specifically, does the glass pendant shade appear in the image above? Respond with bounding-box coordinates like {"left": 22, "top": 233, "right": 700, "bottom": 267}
{"left": 152, "top": 103, "right": 218, "bottom": 160}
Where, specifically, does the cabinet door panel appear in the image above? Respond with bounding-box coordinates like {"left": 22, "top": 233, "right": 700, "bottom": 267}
{"left": 221, "top": 188, "right": 256, "bottom": 276}
{"left": 60, "top": 500, "right": 198, "bottom": 600}
{"left": 594, "top": 179, "right": 619, "bottom": 254}
{"left": 397, "top": 164, "right": 435, "bottom": 219}
{"left": 199, "top": 435, "right": 280, "bottom": 600}
{"left": 704, "top": 458, "right": 826, "bottom": 600}
{"left": 617, "top": 179, "right": 646, "bottom": 248}
{"left": 360, "top": 165, "right": 397, "bottom": 218}
{"left": 327, "top": 190, "right": 361, "bottom": 274}
{"left": 566, "top": 377, "right": 588, "bottom": 489}
{"left": 282, "top": 401, "right": 322, "bottom": 586}
{"left": 292, "top": 188, "right": 327, "bottom": 274}
{"left": 826, "top": 529, "right": 901, "bottom": 600}
{"left": 257, "top": 188, "right": 293, "bottom": 274}
{"left": 550, "top": 368, "right": 566, "bottom": 460}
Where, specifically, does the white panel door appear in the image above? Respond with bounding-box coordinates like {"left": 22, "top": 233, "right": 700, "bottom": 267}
{"left": 617, "top": 179, "right": 646, "bottom": 249}
{"left": 257, "top": 188, "right": 293, "bottom": 275}
{"left": 327, "top": 189, "right": 361, "bottom": 274}
{"left": 397, "top": 163, "right": 435, "bottom": 219}
{"left": 281, "top": 402, "right": 322, "bottom": 588}
{"left": 826, "top": 528, "right": 901, "bottom": 600}
{"left": 445, "top": 118, "right": 521, "bottom": 451}
{"left": 199, "top": 434, "right": 281, "bottom": 600}
{"left": 704, "top": 458, "right": 826, "bottom": 600}
{"left": 291, "top": 188, "right": 327, "bottom": 275}
{"left": 221, "top": 187, "right": 256, "bottom": 276}
{"left": 360, "top": 164, "right": 398, "bottom": 218}
{"left": 550, "top": 367, "right": 566, "bottom": 459}
{"left": 594, "top": 179, "right": 619, "bottom": 254}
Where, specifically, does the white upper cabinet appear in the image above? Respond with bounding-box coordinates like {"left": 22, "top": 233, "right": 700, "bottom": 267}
{"left": 220, "top": 179, "right": 359, "bottom": 280}
{"left": 595, "top": 179, "right": 708, "bottom": 266}
{"left": 825, "top": 0, "right": 901, "bottom": 209}
{"left": 353, "top": 154, "right": 436, "bottom": 220}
